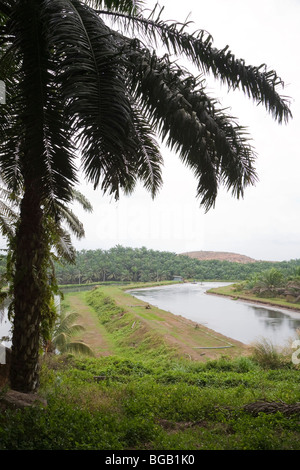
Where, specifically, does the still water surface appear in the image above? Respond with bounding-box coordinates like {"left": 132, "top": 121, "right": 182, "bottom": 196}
{"left": 2, "top": 283, "right": 300, "bottom": 348}
{"left": 128, "top": 282, "right": 300, "bottom": 346}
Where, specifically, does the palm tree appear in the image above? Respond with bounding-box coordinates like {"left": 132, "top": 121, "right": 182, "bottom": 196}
{"left": 0, "top": 181, "right": 19, "bottom": 240}
{"left": 49, "top": 189, "right": 93, "bottom": 265}
{"left": 43, "top": 305, "right": 94, "bottom": 357}
{"left": 0, "top": 179, "right": 93, "bottom": 354}
{"left": 254, "top": 268, "right": 285, "bottom": 294}
{"left": 0, "top": 0, "right": 291, "bottom": 392}
{"left": 0, "top": 177, "right": 92, "bottom": 269}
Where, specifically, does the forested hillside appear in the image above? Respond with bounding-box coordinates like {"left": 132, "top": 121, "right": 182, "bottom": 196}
{"left": 49, "top": 246, "right": 300, "bottom": 285}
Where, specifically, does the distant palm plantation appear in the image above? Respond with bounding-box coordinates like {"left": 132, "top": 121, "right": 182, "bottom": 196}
{"left": 0, "top": 0, "right": 292, "bottom": 392}
{"left": 51, "top": 246, "right": 300, "bottom": 285}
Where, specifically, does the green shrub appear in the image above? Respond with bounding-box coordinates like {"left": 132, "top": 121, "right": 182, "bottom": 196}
{"left": 251, "top": 338, "right": 284, "bottom": 369}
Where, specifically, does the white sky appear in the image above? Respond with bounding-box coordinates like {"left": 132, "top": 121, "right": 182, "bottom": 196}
{"left": 72, "top": 0, "right": 300, "bottom": 262}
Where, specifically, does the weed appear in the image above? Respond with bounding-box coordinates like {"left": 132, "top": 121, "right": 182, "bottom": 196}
{"left": 250, "top": 337, "right": 284, "bottom": 369}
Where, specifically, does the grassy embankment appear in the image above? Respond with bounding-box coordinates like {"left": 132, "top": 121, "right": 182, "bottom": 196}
{"left": 0, "top": 284, "right": 299, "bottom": 450}
{"left": 207, "top": 283, "right": 300, "bottom": 312}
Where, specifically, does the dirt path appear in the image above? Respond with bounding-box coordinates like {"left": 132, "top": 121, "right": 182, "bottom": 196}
{"left": 66, "top": 292, "right": 114, "bottom": 357}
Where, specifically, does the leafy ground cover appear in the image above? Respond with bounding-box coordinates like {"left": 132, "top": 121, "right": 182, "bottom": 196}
{"left": 0, "top": 286, "right": 299, "bottom": 450}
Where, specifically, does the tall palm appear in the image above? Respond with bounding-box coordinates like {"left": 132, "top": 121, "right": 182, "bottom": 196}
{"left": 0, "top": 0, "right": 291, "bottom": 392}
{"left": 0, "top": 179, "right": 93, "bottom": 347}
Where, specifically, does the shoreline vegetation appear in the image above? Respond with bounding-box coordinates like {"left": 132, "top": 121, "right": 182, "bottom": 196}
{"left": 1, "top": 281, "right": 299, "bottom": 450}
{"left": 207, "top": 283, "right": 300, "bottom": 313}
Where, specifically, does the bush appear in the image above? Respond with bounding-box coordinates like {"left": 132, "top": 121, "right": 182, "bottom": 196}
{"left": 251, "top": 338, "right": 284, "bottom": 369}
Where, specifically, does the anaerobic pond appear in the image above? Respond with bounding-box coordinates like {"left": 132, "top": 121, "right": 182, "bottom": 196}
{"left": 2, "top": 282, "right": 300, "bottom": 349}
{"left": 128, "top": 282, "right": 300, "bottom": 346}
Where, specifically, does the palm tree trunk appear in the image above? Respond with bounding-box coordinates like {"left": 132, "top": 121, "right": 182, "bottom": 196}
{"left": 9, "top": 183, "right": 46, "bottom": 393}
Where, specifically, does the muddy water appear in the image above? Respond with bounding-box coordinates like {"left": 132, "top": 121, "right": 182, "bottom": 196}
{"left": 128, "top": 282, "right": 300, "bottom": 346}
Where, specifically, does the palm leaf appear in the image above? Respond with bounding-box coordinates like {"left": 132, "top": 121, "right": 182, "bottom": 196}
{"left": 70, "top": 189, "right": 93, "bottom": 213}
{"left": 61, "top": 340, "right": 94, "bottom": 356}
{"left": 45, "top": 0, "right": 139, "bottom": 197}
{"left": 51, "top": 309, "right": 94, "bottom": 356}
{"left": 128, "top": 106, "right": 163, "bottom": 197}
{"left": 125, "top": 44, "right": 257, "bottom": 209}
{"left": 86, "top": 0, "right": 144, "bottom": 14}
{"left": 52, "top": 227, "right": 77, "bottom": 264}
{"left": 0, "top": 0, "right": 77, "bottom": 207}
{"left": 96, "top": 4, "right": 292, "bottom": 124}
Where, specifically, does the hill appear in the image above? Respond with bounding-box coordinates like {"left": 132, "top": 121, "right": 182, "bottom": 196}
{"left": 180, "top": 251, "right": 257, "bottom": 264}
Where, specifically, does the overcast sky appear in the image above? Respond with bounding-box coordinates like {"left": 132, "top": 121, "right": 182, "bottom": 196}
{"left": 68, "top": 1, "right": 299, "bottom": 261}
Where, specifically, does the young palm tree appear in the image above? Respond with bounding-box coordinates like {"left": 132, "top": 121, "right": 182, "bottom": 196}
{"left": 0, "top": 0, "right": 292, "bottom": 392}
{"left": 44, "top": 306, "right": 94, "bottom": 357}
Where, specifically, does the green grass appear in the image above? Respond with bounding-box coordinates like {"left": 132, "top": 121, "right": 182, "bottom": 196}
{"left": 1, "top": 287, "right": 299, "bottom": 451}
{"left": 1, "top": 353, "right": 299, "bottom": 450}
{"left": 84, "top": 286, "right": 246, "bottom": 356}
{"left": 84, "top": 288, "right": 176, "bottom": 361}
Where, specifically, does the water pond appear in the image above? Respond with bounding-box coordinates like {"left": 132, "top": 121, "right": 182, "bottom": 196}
{"left": 128, "top": 282, "right": 300, "bottom": 346}
{"left": 2, "top": 282, "right": 300, "bottom": 348}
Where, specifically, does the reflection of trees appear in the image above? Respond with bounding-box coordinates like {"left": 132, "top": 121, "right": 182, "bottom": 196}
{"left": 250, "top": 305, "right": 300, "bottom": 333}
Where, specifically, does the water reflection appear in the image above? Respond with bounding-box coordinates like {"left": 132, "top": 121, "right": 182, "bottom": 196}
{"left": 128, "top": 282, "right": 300, "bottom": 346}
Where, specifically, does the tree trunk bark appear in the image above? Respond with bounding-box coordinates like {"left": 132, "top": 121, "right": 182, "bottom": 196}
{"left": 9, "top": 184, "right": 45, "bottom": 393}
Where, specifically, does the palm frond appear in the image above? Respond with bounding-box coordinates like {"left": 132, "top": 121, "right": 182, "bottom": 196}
{"left": 70, "top": 189, "right": 93, "bottom": 213}
{"left": 53, "top": 227, "right": 77, "bottom": 264}
{"left": 45, "top": 0, "right": 140, "bottom": 198}
{"left": 125, "top": 44, "right": 257, "bottom": 210}
{"left": 51, "top": 309, "right": 94, "bottom": 356}
{"left": 44, "top": 0, "right": 162, "bottom": 199}
{"left": 61, "top": 340, "right": 94, "bottom": 356}
{"left": 0, "top": 0, "right": 77, "bottom": 206}
{"left": 0, "top": 173, "right": 19, "bottom": 237}
{"left": 54, "top": 310, "right": 85, "bottom": 335}
{"left": 0, "top": 48, "right": 24, "bottom": 194}
{"left": 85, "top": 0, "right": 144, "bottom": 14}
{"left": 97, "top": 4, "right": 292, "bottom": 124}
{"left": 127, "top": 106, "right": 163, "bottom": 198}
{"left": 57, "top": 206, "right": 85, "bottom": 238}
{"left": 0, "top": 1, "right": 14, "bottom": 17}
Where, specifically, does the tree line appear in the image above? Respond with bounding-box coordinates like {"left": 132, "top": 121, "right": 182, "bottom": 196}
{"left": 49, "top": 245, "right": 300, "bottom": 285}
{"left": 235, "top": 266, "right": 300, "bottom": 302}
